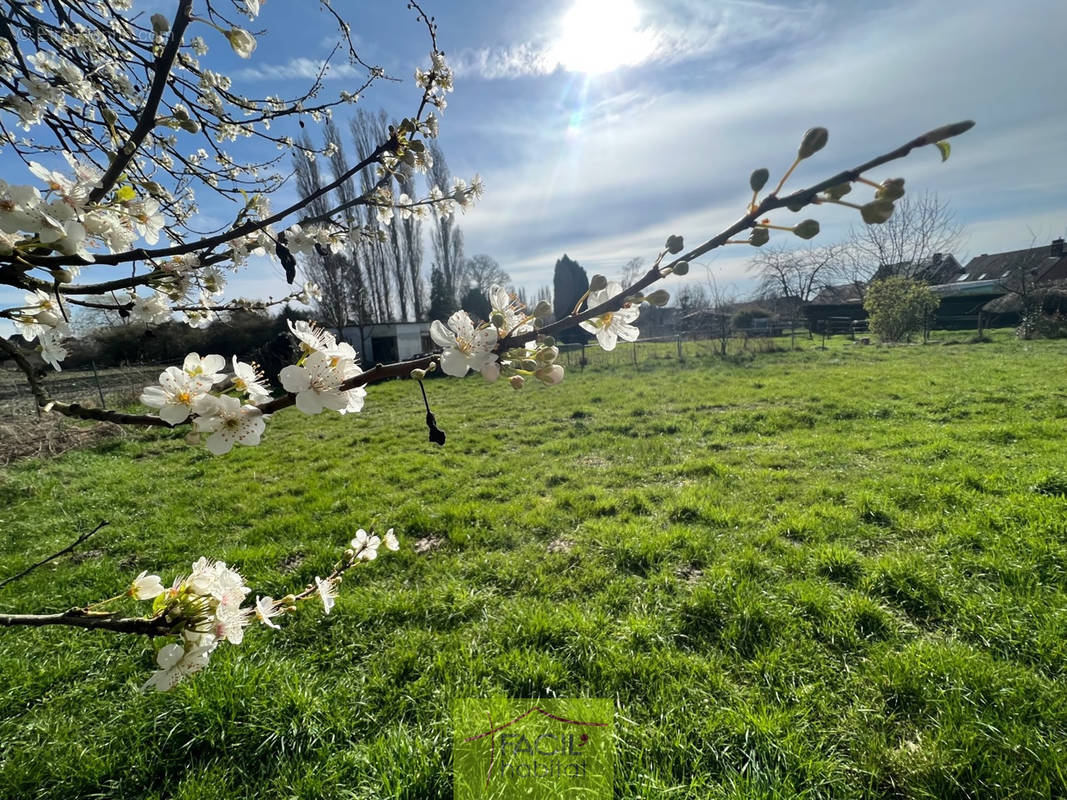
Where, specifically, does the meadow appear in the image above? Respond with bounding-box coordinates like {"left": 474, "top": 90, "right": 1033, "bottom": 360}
{"left": 0, "top": 333, "right": 1065, "bottom": 799}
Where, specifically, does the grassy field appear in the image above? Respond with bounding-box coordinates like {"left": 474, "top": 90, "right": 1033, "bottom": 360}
{"left": 1, "top": 333, "right": 1065, "bottom": 799}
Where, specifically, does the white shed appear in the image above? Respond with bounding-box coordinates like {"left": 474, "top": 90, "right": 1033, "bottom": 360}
{"left": 340, "top": 322, "right": 434, "bottom": 366}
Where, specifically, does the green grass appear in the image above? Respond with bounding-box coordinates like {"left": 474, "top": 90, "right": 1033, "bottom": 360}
{"left": 1, "top": 332, "right": 1066, "bottom": 799}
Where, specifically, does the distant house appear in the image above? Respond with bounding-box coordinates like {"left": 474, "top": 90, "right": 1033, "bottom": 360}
{"left": 803, "top": 256, "right": 963, "bottom": 331}
{"left": 872, "top": 253, "right": 965, "bottom": 284}
{"left": 339, "top": 321, "right": 434, "bottom": 366}
{"left": 932, "top": 238, "right": 1067, "bottom": 324}
{"left": 804, "top": 240, "right": 1067, "bottom": 330}
{"left": 805, "top": 281, "right": 870, "bottom": 331}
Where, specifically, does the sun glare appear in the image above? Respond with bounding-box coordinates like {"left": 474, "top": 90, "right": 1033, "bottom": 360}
{"left": 550, "top": 0, "right": 654, "bottom": 75}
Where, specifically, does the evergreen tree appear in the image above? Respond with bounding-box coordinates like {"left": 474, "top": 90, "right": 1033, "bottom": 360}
{"left": 460, "top": 286, "right": 491, "bottom": 323}
{"left": 552, "top": 254, "right": 591, "bottom": 344}
{"left": 429, "top": 266, "right": 458, "bottom": 323}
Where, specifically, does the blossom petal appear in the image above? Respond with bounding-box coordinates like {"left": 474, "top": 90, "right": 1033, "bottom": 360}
{"left": 429, "top": 320, "right": 455, "bottom": 349}
{"left": 439, "top": 349, "right": 470, "bottom": 377}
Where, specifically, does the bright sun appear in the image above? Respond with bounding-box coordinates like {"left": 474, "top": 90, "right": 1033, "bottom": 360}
{"left": 550, "top": 0, "right": 654, "bottom": 75}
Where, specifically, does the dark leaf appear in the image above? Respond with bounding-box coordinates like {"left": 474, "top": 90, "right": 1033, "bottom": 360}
{"left": 276, "top": 238, "right": 297, "bottom": 284}
{"left": 426, "top": 410, "right": 446, "bottom": 446}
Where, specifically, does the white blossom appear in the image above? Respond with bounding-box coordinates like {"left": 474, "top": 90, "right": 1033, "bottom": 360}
{"left": 129, "top": 292, "right": 173, "bottom": 325}
{"left": 489, "top": 284, "right": 532, "bottom": 335}
{"left": 143, "top": 643, "right": 214, "bottom": 692}
{"left": 182, "top": 352, "right": 227, "bottom": 384}
{"left": 279, "top": 351, "right": 349, "bottom": 415}
{"left": 37, "top": 329, "right": 68, "bottom": 371}
{"left": 579, "top": 281, "right": 640, "bottom": 351}
{"left": 231, "top": 357, "right": 272, "bottom": 404}
{"left": 315, "top": 576, "right": 337, "bottom": 614}
{"left": 254, "top": 596, "right": 281, "bottom": 629}
{"left": 351, "top": 529, "right": 382, "bottom": 561}
{"left": 129, "top": 571, "right": 164, "bottom": 600}
{"left": 384, "top": 529, "right": 400, "bottom": 552}
{"left": 224, "top": 27, "right": 257, "bottom": 59}
{"left": 192, "top": 394, "right": 266, "bottom": 455}
{"left": 140, "top": 366, "right": 213, "bottom": 425}
{"left": 430, "top": 311, "right": 498, "bottom": 378}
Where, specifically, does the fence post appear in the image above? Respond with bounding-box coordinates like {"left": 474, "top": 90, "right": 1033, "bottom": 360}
{"left": 90, "top": 360, "right": 107, "bottom": 408}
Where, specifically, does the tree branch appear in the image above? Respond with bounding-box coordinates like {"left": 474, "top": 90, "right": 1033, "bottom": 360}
{"left": 87, "top": 0, "right": 195, "bottom": 204}
{"left": 0, "top": 607, "right": 175, "bottom": 636}
{"left": 501, "top": 120, "right": 975, "bottom": 349}
{"left": 0, "top": 521, "right": 109, "bottom": 590}
{"left": 37, "top": 121, "right": 974, "bottom": 432}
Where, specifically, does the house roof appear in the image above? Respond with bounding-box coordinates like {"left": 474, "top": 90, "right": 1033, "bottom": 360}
{"left": 872, "top": 254, "right": 963, "bottom": 285}
{"left": 810, "top": 283, "right": 864, "bottom": 305}
{"left": 952, "top": 243, "right": 1067, "bottom": 285}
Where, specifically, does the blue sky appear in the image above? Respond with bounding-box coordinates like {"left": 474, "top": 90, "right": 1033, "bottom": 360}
{"left": 3, "top": 0, "right": 1067, "bottom": 318}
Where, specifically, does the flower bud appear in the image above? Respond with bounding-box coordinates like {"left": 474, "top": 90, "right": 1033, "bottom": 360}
{"left": 410, "top": 368, "right": 426, "bottom": 380}
{"left": 876, "top": 178, "right": 905, "bottom": 201}
{"left": 749, "top": 168, "right": 769, "bottom": 193}
{"left": 179, "top": 118, "right": 201, "bottom": 134}
{"left": 539, "top": 335, "right": 555, "bottom": 347}
{"left": 749, "top": 227, "right": 770, "bottom": 247}
{"left": 282, "top": 594, "right": 297, "bottom": 605}
{"left": 535, "top": 364, "right": 565, "bottom": 385}
{"left": 798, "top": 127, "right": 828, "bottom": 159}
{"left": 151, "top": 13, "right": 170, "bottom": 34}
{"left": 645, "top": 289, "right": 670, "bottom": 307}
{"left": 520, "top": 359, "right": 539, "bottom": 372}
{"left": 224, "top": 27, "right": 257, "bottom": 59}
{"left": 861, "top": 199, "right": 895, "bottom": 224}
{"left": 50, "top": 268, "right": 74, "bottom": 283}
{"left": 918, "top": 120, "right": 975, "bottom": 146}
{"left": 588, "top": 274, "right": 608, "bottom": 292}
{"left": 510, "top": 375, "right": 525, "bottom": 390}
{"left": 426, "top": 361, "right": 437, "bottom": 372}
{"left": 665, "top": 235, "right": 684, "bottom": 255}
{"left": 532, "top": 300, "right": 553, "bottom": 319}
{"left": 671, "top": 260, "right": 689, "bottom": 276}
{"left": 793, "top": 219, "right": 820, "bottom": 240}
{"left": 490, "top": 311, "right": 506, "bottom": 329}
{"left": 822, "top": 182, "right": 851, "bottom": 201}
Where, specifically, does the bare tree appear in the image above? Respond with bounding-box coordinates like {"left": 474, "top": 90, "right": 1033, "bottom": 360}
{"left": 293, "top": 124, "right": 361, "bottom": 333}
{"left": 705, "top": 273, "right": 737, "bottom": 357}
{"left": 838, "top": 191, "right": 962, "bottom": 294}
{"left": 461, "top": 254, "right": 510, "bottom": 296}
{"left": 349, "top": 109, "right": 396, "bottom": 322}
{"left": 620, "top": 257, "right": 645, "bottom": 288}
{"left": 428, "top": 142, "right": 465, "bottom": 306}
{"left": 397, "top": 168, "right": 426, "bottom": 320}
{"left": 751, "top": 244, "right": 842, "bottom": 314}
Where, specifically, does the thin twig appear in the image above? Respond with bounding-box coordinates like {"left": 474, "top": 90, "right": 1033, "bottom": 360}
{"left": 0, "top": 521, "right": 109, "bottom": 590}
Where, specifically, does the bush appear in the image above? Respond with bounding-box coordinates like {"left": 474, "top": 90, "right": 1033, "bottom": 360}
{"left": 863, "top": 276, "right": 940, "bottom": 342}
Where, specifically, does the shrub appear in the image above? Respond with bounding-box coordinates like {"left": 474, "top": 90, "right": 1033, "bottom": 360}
{"left": 863, "top": 276, "right": 940, "bottom": 342}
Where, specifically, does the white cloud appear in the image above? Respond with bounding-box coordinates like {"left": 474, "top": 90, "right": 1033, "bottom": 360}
{"left": 235, "top": 57, "right": 363, "bottom": 82}
{"left": 450, "top": 0, "right": 826, "bottom": 81}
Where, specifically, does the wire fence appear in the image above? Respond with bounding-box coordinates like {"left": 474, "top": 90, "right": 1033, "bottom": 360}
{"left": 554, "top": 325, "right": 820, "bottom": 371}
{"left": 0, "top": 364, "right": 164, "bottom": 420}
